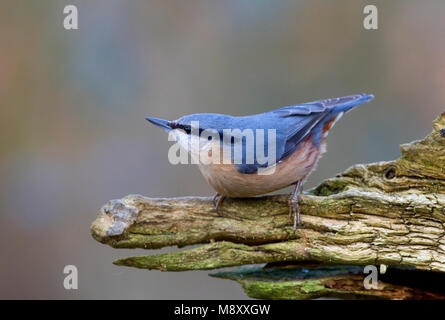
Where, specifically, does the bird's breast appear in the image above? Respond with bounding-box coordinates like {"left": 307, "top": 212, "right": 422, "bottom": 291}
{"left": 197, "top": 136, "right": 325, "bottom": 197}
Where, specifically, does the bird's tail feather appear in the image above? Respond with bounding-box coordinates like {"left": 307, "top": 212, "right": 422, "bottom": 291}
{"left": 330, "top": 93, "right": 374, "bottom": 114}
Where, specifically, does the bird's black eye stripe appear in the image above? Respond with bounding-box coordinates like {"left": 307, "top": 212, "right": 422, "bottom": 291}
{"left": 170, "top": 122, "right": 207, "bottom": 135}
{"left": 170, "top": 122, "right": 191, "bottom": 133}
{"left": 180, "top": 124, "right": 191, "bottom": 133}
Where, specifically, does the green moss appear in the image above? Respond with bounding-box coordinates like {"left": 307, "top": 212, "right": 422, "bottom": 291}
{"left": 310, "top": 179, "right": 347, "bottom": 196}
{"left": 240, "top": 279, "right": 328, "bottom": 300}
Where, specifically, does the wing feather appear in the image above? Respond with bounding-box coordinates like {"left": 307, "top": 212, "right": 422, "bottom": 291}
{"left": 235, "top": 94, "right": 373, "bottom": 173}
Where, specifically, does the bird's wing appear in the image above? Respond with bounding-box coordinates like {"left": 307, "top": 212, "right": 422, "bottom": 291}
{"left": 275, "top": 94, "right": 368, "bottom": 117}
{"left": 277, "top": 94, "right": 370, "bottom": 161}
{"left": 236, "top": 94, "right": 371, "bottom": 173}
{"left": 272, "top": 104, "right": 327, "bottom": 117}
{"left": 279, "top": 111, "right": 328, "bottom": 161}
{"left": 235, "top": 105, "right": 328, "bottom": 174}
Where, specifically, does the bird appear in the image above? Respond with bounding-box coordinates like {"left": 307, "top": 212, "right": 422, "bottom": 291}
{"left": 146, "top": 93, "right": 374, "bottom": 230}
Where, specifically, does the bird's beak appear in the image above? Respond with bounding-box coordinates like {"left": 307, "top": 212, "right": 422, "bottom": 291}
{"left": 145, "top": 117, "right": 172, "bottom": 130}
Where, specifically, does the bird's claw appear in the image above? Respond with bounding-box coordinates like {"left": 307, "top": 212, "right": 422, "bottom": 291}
{"left": 212, "top": 193, "right": 225, "bottom": 216}
{"left": 212, "top": 193, "right": 219, "bottom": 207}
{"left": 289, "top": 194, "right": 302, "bottom": 233}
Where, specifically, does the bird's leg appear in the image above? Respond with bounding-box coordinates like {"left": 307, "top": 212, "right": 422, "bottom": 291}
{"left": 289, "top": 180, "right": 303, "bottom": 231}
{"left": 212, "top": 192, "right": 220, "bottom": 206}
{"left": 213, "top": 193, "right": 226, "bottom": 217}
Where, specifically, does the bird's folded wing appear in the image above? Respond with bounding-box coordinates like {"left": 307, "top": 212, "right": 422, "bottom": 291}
{"left": 236, "top": 94, "right": 372, "bottom": 173}
{"left": 277, "top": 94, "right": 370, "bottom": 161}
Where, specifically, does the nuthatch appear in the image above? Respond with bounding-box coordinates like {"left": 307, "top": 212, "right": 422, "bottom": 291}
{"left": 146, "top": 94, "right": 374, "bottom": 230}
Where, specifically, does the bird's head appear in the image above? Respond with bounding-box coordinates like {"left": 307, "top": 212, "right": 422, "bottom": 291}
{"left": 146, "top": 113, "right": 232, "bottom": 160}
{"left": 146, "top": 113, "right": 232, "bottom": 135}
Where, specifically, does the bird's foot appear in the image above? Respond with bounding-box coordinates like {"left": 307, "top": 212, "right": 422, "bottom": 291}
{"left": 213, "top": 194, "right": 226, "bottom": 216}
{"left": 288, "top": 180, "right": 303, "bottom": 232}
{"left": 289, "top": 194, "right": 302, "bottom": 233}
{"left": 212, "top": 192, "right": 220, "bottom": 206}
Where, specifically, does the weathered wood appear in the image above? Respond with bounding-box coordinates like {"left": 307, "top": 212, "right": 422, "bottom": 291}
{"left": 210, "top": 266, "right": 445, "bottom": 300}
{"left": 91, "top": 113, "right": 445, "bottom": 274}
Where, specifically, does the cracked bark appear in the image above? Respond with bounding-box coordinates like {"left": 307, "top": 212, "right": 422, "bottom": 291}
{"left": 91, "top": 113, "right": 445, "bottom": 299}
{"left": 210, "top": 265, "right": 445, "bottom": 300}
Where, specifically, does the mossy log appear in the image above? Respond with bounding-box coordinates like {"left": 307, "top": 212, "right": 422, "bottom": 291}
{"left": 210, "top": 265, "right": 445, "bottom": 300}
{"left": 91, "top": 113, "right": 445, "bottom": 299}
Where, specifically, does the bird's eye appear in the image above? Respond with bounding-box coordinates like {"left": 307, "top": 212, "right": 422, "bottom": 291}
{"left": 183, "top": 125, "right": 191, "bottom": 133}
{"left": 175, "top": 123, "right": 191, "bottom": 133}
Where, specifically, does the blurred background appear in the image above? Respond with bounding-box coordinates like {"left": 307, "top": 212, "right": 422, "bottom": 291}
{"left": 1, "top": 0, "right": 444, "bottom": 299}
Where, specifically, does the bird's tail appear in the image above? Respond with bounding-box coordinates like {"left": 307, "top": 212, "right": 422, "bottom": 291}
{"left": 330, "top": 93, "right": 374, "bottom": 114}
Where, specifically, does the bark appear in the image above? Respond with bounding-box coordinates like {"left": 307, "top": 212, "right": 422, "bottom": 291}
{"left": 210, "top": 265, "right": 445, "bottom": 300}
{"left": 90, "top": 113, "right": 445, "bottom": 299}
